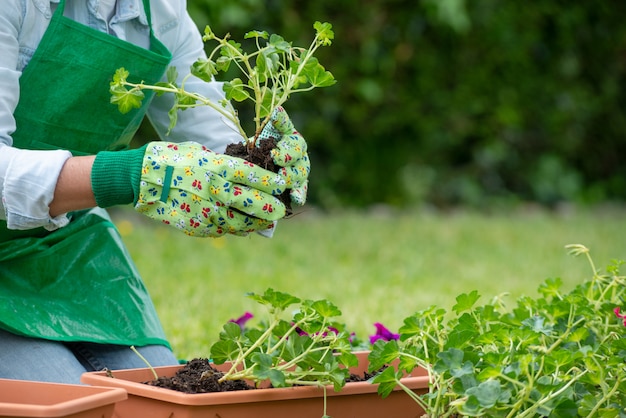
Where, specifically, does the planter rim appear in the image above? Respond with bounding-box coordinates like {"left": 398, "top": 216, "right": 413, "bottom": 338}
{"left": 81, "top": 351, "right": 429, "bottom": 407}
{"left": 0, "top": 379, "right": 127, "bottom": 417}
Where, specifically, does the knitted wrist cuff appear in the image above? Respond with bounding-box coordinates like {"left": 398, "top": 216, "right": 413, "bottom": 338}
{"left": 91, "top": 145, "right": 147, "bottom": 208}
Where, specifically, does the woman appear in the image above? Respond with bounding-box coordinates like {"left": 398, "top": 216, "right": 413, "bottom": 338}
{"left": 0, "top": 0, "right": 309, "bottom": 383}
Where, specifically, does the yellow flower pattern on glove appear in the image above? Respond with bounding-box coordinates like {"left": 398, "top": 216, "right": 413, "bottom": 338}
{"left": 135, "top": 141, "right": 288, "bottom": 238}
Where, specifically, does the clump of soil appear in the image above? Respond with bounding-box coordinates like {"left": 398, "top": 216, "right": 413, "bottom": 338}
{"left": 145, "top": 358, "right": 253, "bottom": 394}
{"left": 144, "top": 358, "right": 381, "bottom": 394}
{"left": 225, "top": 138, "right": 279, "bottom": 173}
{"left": 346, "top": 367, "right": 385, "bottom": 382}
{"left": 225, "top": 137, "right": 293, "bottom": 215}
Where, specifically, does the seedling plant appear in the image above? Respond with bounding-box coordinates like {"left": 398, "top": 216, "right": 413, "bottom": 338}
{"left": 210, "top": 289, "right": 357, "bottom": 390}
{"left": 201, "top": 288, "right": 356, "bottom": 418}
{"left": 110, "top": 21, "right": 335, "bottom": 149}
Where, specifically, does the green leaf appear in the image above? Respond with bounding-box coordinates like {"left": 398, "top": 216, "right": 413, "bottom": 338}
{"left": 538, "top": 277, "right": 563, "bottom": 299}
{"left": 257, "top": 49, "right": 280, "bottom": 81}
{"left": 223, "top": 78, "right": 250, "bottom": 102}
{"left": 336, "top": 351, "right": 358, "bottom": 369}
{"left": 437, "top": 347, "right": 464, "bottom": 370}
{"left": 314, "top": 21, "right": 334, "bottom": 46}
{"left": 258, "top": 88, "right": 275, "bottom": 119}
{"left": 447, "top": 316, "right": 480, "bottom": 349}
{"left": 111, "top": 67, "right": 129, "bottom": 85}
{"left": 251, "top": 352, "right": 274, "bottom": 369}
{"left": 397, "top": 315, "right": 422, "bottom": 338}
{"left": 371, "top": 366, "right": 401, "bottom": 398}
{"left": 255, "top": 53, "right": 268, "bottom": 83}
{"left": 166, "top": 106, "right": 178, "bottom": 133}
{"left": 329, "top": 367, "right": 350, "bottom": 391}
{"left": 244, "top": 30, "right": 269, "bottom": 40}
{"left": 215, "top": 56, "right": 231, "bottom": 73}
{"left": 202, "top": 25, "right": 215, "bottom": 42}
{"left": 247, "top": 288, "right": 300, "bottom": 312}
{"left": 465, "top": 379, "right": 501, "bottom": 408}
{"left": 453, "top": 290, "right": 481, "bottom": 314}
{"left": 271, "top": 319, "right": 293, "bottom": 341}
{"left": 297, "top": 57, "right": 336, "bottom": 88}
{"left": 191, "top": 57, "right": 216, "bottom": 82}
{"left": 310, "top": 299, "right": 341, "bottom": 318}
{"left": 268, "top": 34, "right": 291, "bottom": 53}
{"left": 435, "top": 347, "right": 474, "bottom": 377}
{"left": 165, "top": 66, "right": 178, "bottom": 84}
{"left": 220, "top": 321, "right": 243, "bottom": 340}
{"left": 110, "top": 85, "right": 144, "bottom": 114}
{"left": 457, "top": 394, "right": 483, "bottom": 416}
{"left": 521, "top": 315, "right": 553, "bottom": 335}
{"left": 477, "top": 366, "right": 502, "bottom": 380}
{"left": 550, "top": 399, "right": 579, "bottom": 418}
{"left": 398, "top": 306, "right": 446, "bottom": 338}
{"left": 221, "top": 40, "right": 243, "bottom": 59}
{"left": 397, "top": 355, "right": 419, "bottom": 374}
{"left": 251, "top": 353, "right": 286, "bottom": 387}
{"left": 281, "top": 333, "right": 310, "bottom": 364}
{"left": 209, "top": 339, "right": 239, "bottom": 364}
{"left": 368, "top": 339, "right": 400, "bottom": 372}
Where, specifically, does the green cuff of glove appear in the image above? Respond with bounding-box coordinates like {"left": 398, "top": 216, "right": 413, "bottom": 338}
{"left": 91, "top": 145, "right": 147, "bottom": 208}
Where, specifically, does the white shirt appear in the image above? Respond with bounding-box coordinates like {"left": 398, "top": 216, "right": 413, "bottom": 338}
{"left": 0, "top": 0, "right": 241, "bottom": 230}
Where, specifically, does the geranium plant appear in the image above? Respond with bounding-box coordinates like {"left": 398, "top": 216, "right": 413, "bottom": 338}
{"left": 369, "top": 244, "right": 626, "bottom": 417}
{"left": 209, "top": 288, "right": 357, "bottom": 394}
{"left": 109, "top": 21, "right": 335, "bottom": 148}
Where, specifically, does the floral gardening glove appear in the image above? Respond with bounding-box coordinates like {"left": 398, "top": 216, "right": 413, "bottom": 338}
{"left": 91, "top": 142, "right": 287, "bottom": 237}
{"left": 256, "top": 107, "right": 310, "bottom": 206}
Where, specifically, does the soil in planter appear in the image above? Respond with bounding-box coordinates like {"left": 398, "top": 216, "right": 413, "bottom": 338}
{"left": 146, "top": 358, "right": 253, "bottom": 394}
{"left": 145, "top": 358, "right": 380, "bottom": 394}
{"left": 225, "top": 138, "right": 293, "bottom": 216}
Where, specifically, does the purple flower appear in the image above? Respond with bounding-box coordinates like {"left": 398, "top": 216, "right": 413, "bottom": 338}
{"left": 369, "top": 322, "right": 399, "bottom": 344}
{"left": 295, "top": 325, "right": 340, "bottom": 338}
{"left": 230, "top": 312, "right": 253, "bottom": 330}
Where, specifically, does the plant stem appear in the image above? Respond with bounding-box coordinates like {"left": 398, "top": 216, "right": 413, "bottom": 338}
{"left": 122, "top": 81, "right": 246, "bottom": 138}
{"left": 220, "top": 321, "right": 278, "bottom": 382}
{"left": 130, "top": 345, "right": 158, "bottom": 380}
{"left": 395, "top": 379, "right": 428, "bottom": 411}
{"left": 545, "top": 315, "right": 586, "bottom": 355}
{"left": 515, "top": 370, "right": 587, "bottom": 418}
{"left": 585, "top": 376, "right": 622, "bottom": 418}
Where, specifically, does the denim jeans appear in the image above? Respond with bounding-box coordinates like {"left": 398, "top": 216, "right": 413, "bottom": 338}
{"left": 0, "top": 328, "right": 178, "bottom": 384}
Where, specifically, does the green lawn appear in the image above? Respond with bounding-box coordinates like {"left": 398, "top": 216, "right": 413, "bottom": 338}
{"left": 110, "top": 205, "right": 626, "bottom": 360}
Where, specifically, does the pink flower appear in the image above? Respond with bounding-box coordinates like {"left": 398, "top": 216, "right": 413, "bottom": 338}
{"left": 614, "top": 307, "right": 626, "bottom": 327}
{"left": 230, "top": 312, "right": 253, "bottom": 330}
{"left": 369, "top": 322, "right": 400, "bottom": 344}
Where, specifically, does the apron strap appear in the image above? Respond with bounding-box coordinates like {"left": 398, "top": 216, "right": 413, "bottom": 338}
{"left": 142, "top": 0, "right": 155, "bottom": 31}
{"left": 56, "top": 0, "right": 158, "bottom": 35}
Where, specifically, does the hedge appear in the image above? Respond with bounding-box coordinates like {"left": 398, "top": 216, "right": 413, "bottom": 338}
{"left": 162, "top": 0, "right": 626, "bottom": 209}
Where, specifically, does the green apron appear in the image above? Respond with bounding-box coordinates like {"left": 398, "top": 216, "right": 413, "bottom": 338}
{"left": 0, "top": 0, "right": 173, "bottom": 347}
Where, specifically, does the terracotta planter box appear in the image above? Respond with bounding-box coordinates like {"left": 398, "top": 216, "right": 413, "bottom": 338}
{"left": 81, "top": 351, "right": 429, "bottom": 418}
{"left": 0, "top": 379, "right": 127, "bottom": 418}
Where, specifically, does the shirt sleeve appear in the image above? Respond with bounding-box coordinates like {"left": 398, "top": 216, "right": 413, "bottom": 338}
{"left": 146, "top": 2, "right": 243, "bottom": 154}
{"left": 0, "top": 146, "right": 72, "bottom": 230}
{"left": 0, "top": 0, "right": 72, "bottom": 230}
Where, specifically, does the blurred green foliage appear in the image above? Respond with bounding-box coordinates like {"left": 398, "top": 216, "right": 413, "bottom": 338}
{"left": 169, "top": 0, "right": 626, "bottom": 209}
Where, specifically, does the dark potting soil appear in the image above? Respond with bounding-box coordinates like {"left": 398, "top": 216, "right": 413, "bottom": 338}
{"left": 225, "top": 138, "right": 293, "bottom": 215}
{"left": 145, "top": 358, "right": 377, "bottom": 394}
{"left": 146, "top": 358, "right": 253, "bottom": 394}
